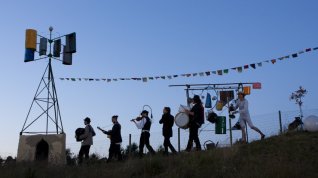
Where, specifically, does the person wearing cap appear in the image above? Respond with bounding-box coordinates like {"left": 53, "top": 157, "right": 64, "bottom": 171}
{"left": 102, "top": 115, "right": 123, "bottom": 162}
{"left": 131, "top": 110, "right": 156, "bottom": 157}
{"left": 159, "top": 107, "right": 177, "bottom": 155}
{"left": 77, "top": 117, "right": 95, "bottom": 164}
{"left": 232, "top": 92, "right": 265, "bottom": 143}
{"left": 184, "top": 95, "right": 204, "bottom": 151}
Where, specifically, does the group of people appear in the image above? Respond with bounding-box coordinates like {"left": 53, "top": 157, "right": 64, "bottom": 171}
{"left": 75, "top": 91, "right": 265, "bottom": 164}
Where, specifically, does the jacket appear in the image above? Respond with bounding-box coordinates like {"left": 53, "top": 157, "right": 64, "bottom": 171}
{"left": 104, "top": 122, "right": 122, "bottom": 144}
{"left": 79, "top": 124, "right": 94, "bottom": 146}
{"left": 159, "top": 113, "right": 174, "bottom": 137}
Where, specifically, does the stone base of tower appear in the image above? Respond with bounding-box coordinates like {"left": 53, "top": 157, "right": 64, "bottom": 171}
{"left": 17, "top": 134, "right": 66, "bottom": 165}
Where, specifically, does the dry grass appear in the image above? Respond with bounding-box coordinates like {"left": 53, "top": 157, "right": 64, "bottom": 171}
{"left": 1, "top": 131, "right": 318, "bottom": 178}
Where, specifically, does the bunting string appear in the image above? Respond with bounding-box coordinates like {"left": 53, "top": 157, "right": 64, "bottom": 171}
{"left": 59, "top": 47, "right": 318, "bottom": 83}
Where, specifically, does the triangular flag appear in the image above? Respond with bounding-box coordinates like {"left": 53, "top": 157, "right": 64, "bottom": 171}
{"left": 155, "top": 76, "right": 160, "bottom": 79}
{"left": 167, "top": 76, "right": 172, "bottom": 79}
{"left": 66, "top": 78, "right": 70, "bottom": 80}
{"left": 292, "top": 53, "right": 298, "bottom": 58}
{"left": 71, "top": 78, "right": 75, "bottom": 81}
{"left": 223, "top": 69, "right": 229, "bottom": 74}
{"left": 186, "top": 74, "right": 191, "bottom": 77}
{"left": 250, "top": 64, "right": 256, "bottom": 69}
{"left": 313, "top": 47, "right": 318, "bottom": 50}
{"left": 142, "top": 77, "right": 147, "bottom": 82}
{"left": 253, "top": 82, "right": 262, "bottom": 89}
{"left": 284, "top": 55, "right": 290, "bottom": 59}
{"left": 257, "top": 63, "right": 262, "bottom": 67}
{"left": 95, "top": 79, "right": 100, "bottom": 81}
{"left": 60, "top": 78, "right": 64, "bottom": 80}
{"left": 181, "top": 74, "right": 186, "bottom": 77}
{"left": 173, "top": 75, "right": 178, "bottom": 78}
{"left": 305, "top": 48, "right": 311, "bottom": 52}
{"left": 125, "top": 78, "right": 131, "bottom": 80}
{"left": 278, "top": 57, "right": 284, "bottom": 60}
{"left": 107, "top": 79, "right": 111, "bottom": 82}
{"left": 89, "top": 78, "right": 94, "bottom": 81}
{"left": 212, "top": 71, "right": 217, "bottom": 74}
{"left": 271, "top": 59, "right": 276, "bottom": 64}
{"left": 149, "top": 77, "right": 154, "bottom": 80}
{"left": 244, "top": 65, "right": 249, "bottom": 69}
{"left": 78, "top": 78, "right": 82, "bottom": 81}
{"left": 84, "top": 78, "right": 89, "bottom": 81}
{"left": 298, "top": 51, "right": 304, "bottom": 54}
{"left": 161, "top": 76, "right": 166, "bottom": 79}
{"left": 205, "top": 71, "right": 211, "bottom": 76}
{"left": 217, "top": 70, "right": 222, "bottom": 75}
{"left": 113, "top": 79, "right": 118, "bottom": 81}
{"left": 102, "top": 79, "right": 106, "bottom": 81}
{"left": 237, "top": 67, "right": 243, "bottom": 73}
{"left": 199, "top": 73, "right": 204, "bottom": 76}
{"left": 231, "top": 67, "right": 237, "bottom": 70}
{"left": 265, "top": 60, "right": 270, "bottom": 63}
{"left": 192, "top": 73, "right": 198, "bottom": 77}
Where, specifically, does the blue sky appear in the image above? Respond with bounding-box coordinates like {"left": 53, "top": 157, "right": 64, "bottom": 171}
{"left": 0, "top": 0, "right": 318, "bottom": 157}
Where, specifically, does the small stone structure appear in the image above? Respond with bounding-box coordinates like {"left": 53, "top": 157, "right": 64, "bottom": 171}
{"left": 17, "top": 134, "right": 66, "bottom": 164}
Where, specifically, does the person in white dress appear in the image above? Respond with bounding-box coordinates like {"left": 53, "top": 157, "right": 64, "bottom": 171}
{"left": 233, "top": 92, "right": 265, "bottom": 143}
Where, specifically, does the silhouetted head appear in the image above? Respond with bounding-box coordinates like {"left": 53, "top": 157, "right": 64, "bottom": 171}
{"left": 112, "top": 115, "right": 118, "bottom": 123}
{"left": 84, "top": 117, "right": 91, "bottom": 124}
{"left": 163, "top": 107, "right": 171, "bottom": 114}
{"left": 141, "top": 110, "right": 149, "bottom": 117}
{"left": 193, "top": 95, "right": 202, "bottom": 104}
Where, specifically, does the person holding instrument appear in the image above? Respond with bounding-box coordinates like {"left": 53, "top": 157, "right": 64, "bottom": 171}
{"left": 232, "top": 92, "right": 265, "bottom": 143}
{"left": 131, "top": 110, "right": 156, "bottom": 157}
{"left": 184, "top": 95, "right": 204, "bottom": 152}
{"left": 97, "top": 115, "right": 122, "bottom": 162}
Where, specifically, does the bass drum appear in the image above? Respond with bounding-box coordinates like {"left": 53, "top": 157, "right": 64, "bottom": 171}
{"left": 175, "top": 112, "right": 189, "bottom": 129}
{"left": 75, "top": 128, "right": 85, "bottom": 142}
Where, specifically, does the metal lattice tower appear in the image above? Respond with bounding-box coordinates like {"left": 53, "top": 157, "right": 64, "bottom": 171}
{"left": 21, "top": 27, "right": 76, "bottom": 135}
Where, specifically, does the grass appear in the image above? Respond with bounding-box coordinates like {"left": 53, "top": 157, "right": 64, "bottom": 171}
{"left": 1, "top": 131, "right": 318, "bottom": 178}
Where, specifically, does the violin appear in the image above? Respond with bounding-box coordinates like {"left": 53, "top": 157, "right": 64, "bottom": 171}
{"left": 131, "top": 116, "right": 143, "bottom": 122}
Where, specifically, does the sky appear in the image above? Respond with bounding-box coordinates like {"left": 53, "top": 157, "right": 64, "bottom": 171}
{"left": 0, "top": 0, "right": 318, "bottom": 157}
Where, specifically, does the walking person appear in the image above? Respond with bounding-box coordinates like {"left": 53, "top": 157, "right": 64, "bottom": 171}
{"left": 131, "top": 110, "right": 156, "bottom": 157}
{"left": 184, "top": 95, "right": 204, "bottom": 151}
{"left": 76, "top": 117, "right": 95, "bottom": 164}
{"left": 159, "top": 107, "right": 177, "bottom": 155}
{"left": 98, "top": 115, "right": 123, "bottom": 162}
{"left": 232, "top": 92, "right": 265, "bottom": 143}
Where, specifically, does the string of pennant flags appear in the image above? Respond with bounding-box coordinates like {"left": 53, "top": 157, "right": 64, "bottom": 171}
{"left": 59, "top": 47, "right": 318, "bottom": 83}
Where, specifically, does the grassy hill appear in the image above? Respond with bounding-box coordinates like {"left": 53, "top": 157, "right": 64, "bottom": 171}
{"left": 1, "top": 131, "right": 318, "bottom": 178}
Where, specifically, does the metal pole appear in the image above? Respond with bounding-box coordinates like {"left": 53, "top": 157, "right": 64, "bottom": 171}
{"left": 299, "top": 99, "right": 304, "bottom": 130}
{"left": 46, "top": 28, "right": 53, "bottom": 135}
{"left": 279, "top": 110, "right": 283, "bottom": 134}
{"left": 245, "top": 121, "right": 249, "bottom": 143}
{"left": 178, "top": 128, "right": 180, "bottom": 152}
{"left": 129, "top": 134, "right": 131, "bottom": 157}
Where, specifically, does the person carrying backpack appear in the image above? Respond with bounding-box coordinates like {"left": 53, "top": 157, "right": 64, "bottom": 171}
{"left": 76, "top": 117, "right": 95, "bottom": 164}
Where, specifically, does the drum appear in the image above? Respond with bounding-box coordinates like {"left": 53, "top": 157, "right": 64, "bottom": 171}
{"left": 175, "top": 112, "right": 189, "bottom": 129}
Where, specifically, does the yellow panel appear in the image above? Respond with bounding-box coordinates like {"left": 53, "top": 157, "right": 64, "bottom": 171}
{"left": 25, "top": 29, "right": 37, "bottom": 50}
